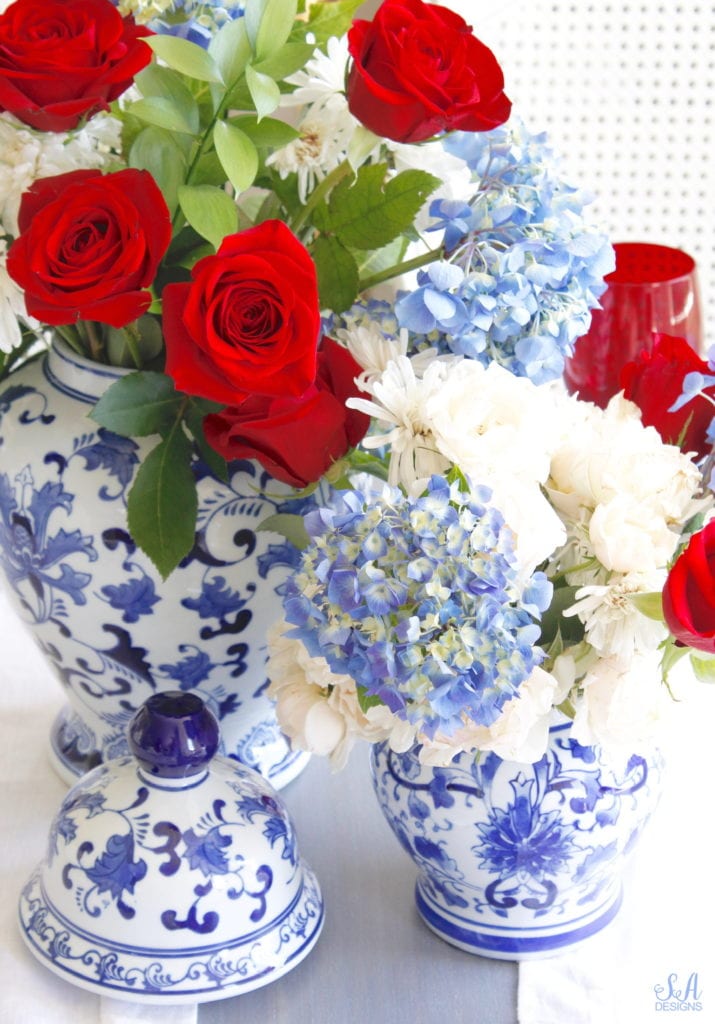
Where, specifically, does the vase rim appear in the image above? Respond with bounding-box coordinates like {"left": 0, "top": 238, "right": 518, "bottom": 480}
{"left": 45, "top": 334, "right": 133, "bottom": 404}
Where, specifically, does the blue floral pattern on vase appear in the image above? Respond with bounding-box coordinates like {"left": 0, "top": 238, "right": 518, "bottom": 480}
{"left": 20, "top": 749, "right": 323, "bottom": 1002}
{"left": 371, "top": 720, "right": 663, "bottom": 959}
{"left": 0, "top": 339, "right": 310, "bottom": 787}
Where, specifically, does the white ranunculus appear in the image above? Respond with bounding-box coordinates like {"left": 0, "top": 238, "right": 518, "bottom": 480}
{"left": 419, "top": 666, "right": 561, "bottom": 766}
{"left": 570, "top": 653, "right": 669, "bottom": 761}
{"left": 267, "top": 623, "right": 391, "bottom": 769}
{"left": 548, "top": 393, "right": 702, "bottom": 534}
{"left": 588, "top": 494, "right": 681, "bottom": 573}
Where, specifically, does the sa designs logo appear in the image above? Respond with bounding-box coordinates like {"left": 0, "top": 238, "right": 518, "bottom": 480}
{"left": 654, "top": 972, "right": 704, "bottom": 1012}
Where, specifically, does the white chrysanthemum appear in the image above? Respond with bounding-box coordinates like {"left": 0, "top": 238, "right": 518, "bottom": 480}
{"left": 588, "top": 493, "right": 683, "bottom": 573}
{"left": 0, "top": 239, "right": 33, "bottom": 353}
{"left": 564, "top": 571, "right": 668, "bottom": 662}
{"left": 279, "top": 35, "right": 351, "bottom": 111}
{"left": 335, "top": 323, "right": 410, "bottom": 383}
{"left": 347, "top": 355, "right": 454, "bottom": 493}
{"left": 571, "top": 653, "right": 669, "bottom": 761}
{"left": 418, "top": 666, "right": 561, "bottom": 766}
{"left": 0, "top": 112, "right": 122, "bottom": 236}
{"left": 266, "top": 622, "right": 391, "bottom": 770}
{"left": 267, "top": 108, "right": 354, "bottom": 204}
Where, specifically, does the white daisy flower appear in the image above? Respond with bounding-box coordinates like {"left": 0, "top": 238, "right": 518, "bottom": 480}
{"left": 564, "top": 571, "right": 668, "bottom": 663}
{"left": 347, "top": 355, "right": 454, "bottom": 493}
{"left": 0, "top": 112, "right": 122, "bottom": 236}
{"left": 279, "top": 35, "right": 351, "bottom": 111}
{"left": 0, "top": 239, "right": 33, "bottom": 354}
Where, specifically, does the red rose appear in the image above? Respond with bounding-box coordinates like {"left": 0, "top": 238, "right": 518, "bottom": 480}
{"left": 663, "top": 522, "right": 715, "bottom": 654}
{"left": 7, "top": 168, "right": 171, "bottom": 328}
{"left": 621, "top": 334, "right": 715, "bottom": 460}
{"left": 346, "top": 0, "right": 511, "bottom": 144}
{"left": 162, "top": 220, "right": 320, "bottom": 406}
{"left": 203, "top": 338, "right": 370, "bottom": 487}
{"left": 0, "top": 0, "right": 152, "bottom": 132}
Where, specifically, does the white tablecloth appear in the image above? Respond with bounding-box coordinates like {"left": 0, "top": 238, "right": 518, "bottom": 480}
{"left": 3, "top": 582, "right": 715, "bottom": 1024}
{"left": 519, "top": 670, "right": 715, "bottom": 1024}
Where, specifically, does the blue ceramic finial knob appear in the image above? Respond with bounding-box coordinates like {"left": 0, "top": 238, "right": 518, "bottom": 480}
{"left": 128, "top": 690, "right": 220, "bottom": 778}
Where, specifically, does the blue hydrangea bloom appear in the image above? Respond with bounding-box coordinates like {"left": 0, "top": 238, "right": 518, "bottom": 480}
{"left": 395, "top": 264, "right": 468, "bottom": 335}
{"left": 148, "top": 1, "right": 244, "bottom": 46}
{"left": 283, "top": 477, "right": 552, "bottom": 739}
{"left": 396, "top": 117, "right": 615, "bottom": 385}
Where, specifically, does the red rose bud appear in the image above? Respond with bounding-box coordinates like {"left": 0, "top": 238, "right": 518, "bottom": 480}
{"left": 663, "top": 521, "right": 715, "bottom": 654}
{"left": 346, "top": 0, "right": 511, "bottom": 144}
{"left": 7, "top": 169, "right": 171, "bottom": 328}
{"left": 0, "top": 0, "right": 152, "bottom": 132}
{"left": 203, "top": 338, "right": 370, "bottom": 488}
{"left": 162, "top": 220, "right": 321, "bottom": 406}
{"left": 621, "top": 333, "right": 715, "bottom": 460}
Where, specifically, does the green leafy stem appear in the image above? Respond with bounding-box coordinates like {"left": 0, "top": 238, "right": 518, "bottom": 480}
{"left": 91, "top": 371, "right": 226, "bottom": 578}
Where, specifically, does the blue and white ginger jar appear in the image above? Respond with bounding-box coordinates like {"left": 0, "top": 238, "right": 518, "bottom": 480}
{"left": 0, "top": 337, "right": 309, "bottom": 787}
{"left": 371, "top": 720, "right": 663, "bottom": 959}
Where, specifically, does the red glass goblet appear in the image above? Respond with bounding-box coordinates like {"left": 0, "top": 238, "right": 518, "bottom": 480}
{"left": 564, "top": 242, "right": 702, "bottom": 407}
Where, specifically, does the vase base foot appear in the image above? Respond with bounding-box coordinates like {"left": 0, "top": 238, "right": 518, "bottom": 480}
{"left": 49, "top": 704, "right": 310, "bottom": 789}
{"left": 415, "top": 881, "right": 623, "bottom": 961}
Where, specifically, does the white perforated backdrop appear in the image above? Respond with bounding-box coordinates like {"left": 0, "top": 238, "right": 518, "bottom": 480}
{"left": 444, "top": 0, "right": 715, "bottom": 345}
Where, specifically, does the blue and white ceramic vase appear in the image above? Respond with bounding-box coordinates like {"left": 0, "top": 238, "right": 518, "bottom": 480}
{"left": 371, "top": 720, "right": 663, "bottom": 959}
{"left": 19, "top": 691, "right": 324, "bottom": 1003}
{"left": 0, "top": 337, "right": 309, "bottom": 787}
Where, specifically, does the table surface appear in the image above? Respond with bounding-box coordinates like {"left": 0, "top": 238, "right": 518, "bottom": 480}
{"left": 0, "top": 589, "right": 516, "bottom": 1024}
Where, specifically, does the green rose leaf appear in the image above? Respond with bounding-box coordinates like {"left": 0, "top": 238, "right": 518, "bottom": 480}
{"left": 147, "top": 34, "right": 224, "bottom": 84}
{"left": 323, "top": 164, "right": 440, "bottom": 249}
{"left": 127, "top": 425, "right": 198, "bottom": 580}
{"left": 245, "top": 65, "right": 281, "bottom": 120}
{"left": 356, "top": 236, "right": 409, "bottom": 278}
{"left": 311, "top": 234, "right": 360, "bottom": 314}
{"left": 184, "top": 400, "right": 229, "bottom": 483}
{"left": 90, "top": 372, "right": 183, "bottom": 437}
{"left": 178, "top": 184, "right": 238, "bottom": 249}
{"left": 213, "top": 121, "right": 259, "bottom": 194}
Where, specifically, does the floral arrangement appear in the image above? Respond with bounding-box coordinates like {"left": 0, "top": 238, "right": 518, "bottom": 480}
{"left": 267, "top": 349, "right": 712, "bottom": 768}
{"left": 0, "top": 0, "right": 610, "bottom": 576}
{"left": 4, "top": 0, "right": 705, "bottom": 770}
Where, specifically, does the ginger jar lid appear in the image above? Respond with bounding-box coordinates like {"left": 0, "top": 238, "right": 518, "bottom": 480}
{"left": 18, "top": 691, "right": 323, "bottom": 1005}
